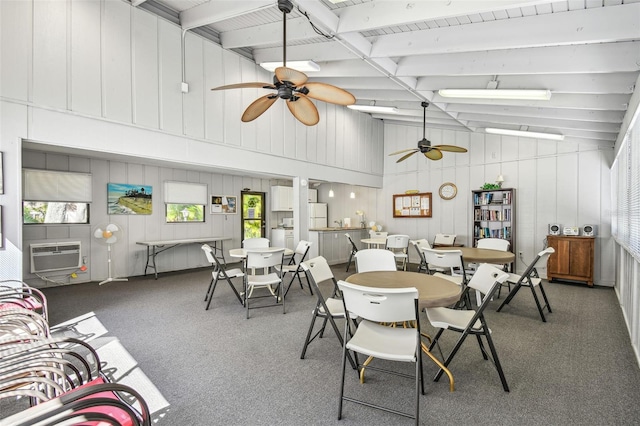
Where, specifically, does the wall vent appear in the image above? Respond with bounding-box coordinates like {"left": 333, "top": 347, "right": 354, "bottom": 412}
{"left": 30, "top": 242, "right": 82, "bottom": 273}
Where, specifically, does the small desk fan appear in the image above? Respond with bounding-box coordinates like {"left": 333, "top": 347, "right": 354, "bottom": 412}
{"left": 93, "top": 223, "right": 128, "bottom": 285}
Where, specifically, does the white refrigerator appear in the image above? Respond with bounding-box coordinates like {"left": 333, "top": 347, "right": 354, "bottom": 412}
{"left": 308, "top": 203, "right": 328, "bottom": 229}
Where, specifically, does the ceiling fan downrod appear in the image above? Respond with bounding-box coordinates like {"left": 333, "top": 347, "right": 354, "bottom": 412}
{"left": 279, "top": 0, "right": 293, "bottom": 68}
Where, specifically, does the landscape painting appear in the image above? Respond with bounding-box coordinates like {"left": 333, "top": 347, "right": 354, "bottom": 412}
{"left": 108, "top": 183, "right": 152, "bottom": 215}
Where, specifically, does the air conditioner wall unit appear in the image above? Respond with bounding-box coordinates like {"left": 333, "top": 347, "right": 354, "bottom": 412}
{"left": 30, "top": 242, "right": 82, "bottom": 273}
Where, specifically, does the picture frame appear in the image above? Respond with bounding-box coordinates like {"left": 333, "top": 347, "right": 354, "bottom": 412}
{"left": 107, "top": 183, "right": 152, "bottom": 215}
{"left": 211, "top": 195, "right": 237, "bottom": 214}
{"left": 0, "top": 205, "right": 3, "bottom": 248}
{"left": 393, "top": 192, "right": 432, "bottom": 218}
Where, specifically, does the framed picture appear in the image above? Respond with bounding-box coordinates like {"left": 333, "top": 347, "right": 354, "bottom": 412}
{"left": 0, "top": 205, "right": 3, "bottom": 248}
{"left": 107, "top": 183, "right": 152, "bottom": 215}
{"left": 393, "top": 192, "right": 432, "bottom": 218}
{"left": 211, "top": 195, "right": 237, "bottom": 214}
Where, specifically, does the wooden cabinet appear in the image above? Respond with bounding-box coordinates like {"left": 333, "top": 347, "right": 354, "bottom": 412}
{"left": 308, "top": 189, "right": 318, "bottom": 203}
{"left": 472, "top": 188, "right": 516, "bottom": 256}
{"left": 271, "top": 186, "right": 293, "bottom": 211}
{"left": 547, "top": 235, "right": 595, "bottom": 287}
{"left": 271, "top": 228, "right": 294, "bottom": 250}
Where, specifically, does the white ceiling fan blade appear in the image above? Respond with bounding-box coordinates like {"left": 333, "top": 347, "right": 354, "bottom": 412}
{"left": 106, "top": 236, "right": 118, "bottom": 244}
{"left": 94, "top": 228, "right": 104, "bottom": 239}
{"left": 106, "top": 224, "right": 119, "bottom": 232}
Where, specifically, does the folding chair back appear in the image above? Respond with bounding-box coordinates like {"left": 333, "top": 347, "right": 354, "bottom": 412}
{"left": 302, "top": 256, "right": 335, "bottom": 285}
{"left": 468, "top": 263, "right": 510, "bottom": 297}
{"left": 368, "top": 230, "right": 388, "bottom": 239}
{"left": 242, "top": 238, "right": 270, "bottom": 248}
{"left": 433, "top": 233, "right": 456, "bottom": 246}
{"left": 246, "top": 250, "right": 284, "bottom": 270}
{"left": 338, "top": 281, "right": 418, "bottom": 324}
{"left": 354, "top": 249, "right": 397, "bottom": 273}
{"left": 477, "top": 238, "right": 510, "bottom": 251}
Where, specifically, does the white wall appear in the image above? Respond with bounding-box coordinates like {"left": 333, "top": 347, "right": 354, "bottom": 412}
{"left": 381, "top": 124, "right": 614, "bottom": 286}
{"left": 0, "top": 0, "right": 384, "bottom": 282}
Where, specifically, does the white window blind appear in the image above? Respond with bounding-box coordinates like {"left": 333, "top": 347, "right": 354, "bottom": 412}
{"left": 164, "top": 181, "right": 207, "bottom": 205}
{"left": 612, "top": 126, "right": 640, "bottom": 261}
{"left": 23, "top": 169, "right": 92, "bottom": 202}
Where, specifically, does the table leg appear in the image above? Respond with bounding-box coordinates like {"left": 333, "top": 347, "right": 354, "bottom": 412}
{"left": 420, "top": 332, "right": 455, "bottom": 392}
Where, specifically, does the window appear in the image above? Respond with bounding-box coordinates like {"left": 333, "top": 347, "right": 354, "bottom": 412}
{"left": 165, "top": 204, "right": 204, "bottom": 223}
{"left": 164, "top": 181, "right": 207, "bottom": 224}
{"left": 22, "top": 169, "right": 93, "bottom": 225}
{"left": 612, "top": 124, "right": 640, "bottom": 261}
{"left": 23, "top": 201, "right": 90, "bottom": 224}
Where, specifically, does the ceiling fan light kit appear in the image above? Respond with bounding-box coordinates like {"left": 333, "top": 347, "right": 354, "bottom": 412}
{"left": 348, "top": 105, "right": 398, "bottom": 114}
{"left": 438, "top": 89, "right": 552, "bottom": 100}
{"left": 260, "top": 60, "right": 320, "bottom": 72}
{"left": 211, "top": 0, "right": 355, "bottom": 126}
{"left": 485, "top": 128, "right": 565, "bottom": 140}
{"left": 389, "top": 101, "right": 468, "bottom": 163}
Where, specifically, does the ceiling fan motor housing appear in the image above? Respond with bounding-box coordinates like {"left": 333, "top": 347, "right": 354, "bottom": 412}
{"left": 278, "top": 0, "right": 293, "bottom": 13}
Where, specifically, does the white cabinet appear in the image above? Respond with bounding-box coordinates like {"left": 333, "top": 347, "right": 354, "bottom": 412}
{"left": 271, "top": 186, "right": 317, "bottom": 210}
{"left": 271, "top": 186, "right": 293, "bottom": 211}
{"left": 272, "top": 228, "right": 295, "bottom": 250}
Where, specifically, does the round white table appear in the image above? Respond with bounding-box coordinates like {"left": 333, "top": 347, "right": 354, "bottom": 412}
{"left": 229, "top": 247, "right": 294, "bottom": 259}
{"left": 345, "top": 270, "right": 461, "bottom": 391}
{"left": 360, "top": 238, "right": 386, "bottom": 249}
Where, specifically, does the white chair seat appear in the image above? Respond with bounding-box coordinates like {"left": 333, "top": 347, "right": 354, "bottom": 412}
{"left": 433, "top": 272, "right": 464, "bottom": 286}
{"left": 506, "top": 272, "right": 541, "bottom": 286}
{"left": 275, "top": 264, "right": 297, "bottom": 273}
{"left": 425, "top": 307, "right": 482, "bottom": 331}
{"left": 346, "top": 320, "right": 418, "bottom": 362}
{"left": 247, "top": 273, "right": 281, "bottom": 287}
{"left": 318, "top": 297, "right": 345, "bottom": 317}
{"left": 217, "top": 268, "right": 244, "bottom": 279}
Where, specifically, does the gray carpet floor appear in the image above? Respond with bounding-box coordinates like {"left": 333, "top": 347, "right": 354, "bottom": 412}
{"left": 4, "top": 263, "right": 640, "bottom": 425}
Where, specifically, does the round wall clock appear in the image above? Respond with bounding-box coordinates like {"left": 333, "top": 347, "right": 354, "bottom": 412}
{"left": 439, "top": 182, "right": 457, "bottom": 200}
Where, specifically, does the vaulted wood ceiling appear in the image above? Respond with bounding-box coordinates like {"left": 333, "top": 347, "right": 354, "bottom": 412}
{"left": 135, "top": 0, "right": 640, "bottom": 145}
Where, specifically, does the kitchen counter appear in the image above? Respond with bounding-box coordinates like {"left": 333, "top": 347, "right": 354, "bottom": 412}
{"left": 308, "top": 228, "right": 369, "bottom": 265}
{"left": 309, "top": 227, "right": 367, "bottom": 231}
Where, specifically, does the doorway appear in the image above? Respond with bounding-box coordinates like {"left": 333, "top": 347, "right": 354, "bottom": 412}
{"left": 241, "top": 191, "right": 266, "bottom": 242}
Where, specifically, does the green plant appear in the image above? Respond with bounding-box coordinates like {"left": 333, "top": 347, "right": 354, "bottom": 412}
{"left": 481, "top": 183, "right": 502, "bottom": 190}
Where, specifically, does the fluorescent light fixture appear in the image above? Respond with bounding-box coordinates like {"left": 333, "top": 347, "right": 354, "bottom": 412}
{"left": 486, "top": 128, "right": 565, "bottom": 141}
{"left": 348, "top": 105, "right": 399, "bottom": 114}
{"left": 260, "top": 60, "right": 320, "bottom": 72}
{"left": 439, "top": 89, "right": 551, "bottom": 100}
{"left": 327, "top": 0, "right": 349, "bottom": 3}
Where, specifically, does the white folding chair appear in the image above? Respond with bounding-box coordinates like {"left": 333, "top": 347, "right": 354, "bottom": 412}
{"left": 201, "top": 244, "right": 244, "bottom": 310}
{"left": 385, "top": 234, "right": 410, "bottom": 271}
{"left": 345, "top": 233, "right": 359, "bottom": 272}
{"left": 299, "top": 257, "right": 356, "bottom": 369}
{"left": 337, "top": 280, "right": 424, "bottom": 424}
{"left": 497, "top": 247, "right": 555, "bottom": 322}
{"left": 421, "top": 248, "right": 468, "bottom": 286}
{"left": 244, "top": 249, "right": 285, "bottom": 319}
{"left": 426, "top": 264, "right": 510, "bottom": 391}
{"left": 275, "top": 240, "right": 313, "bottom": 297}
{"left": 411, "top": 239, "right": 432, "bottom": 274}
{"left": 354, "top": 249, "right": 397, "bottom": 273}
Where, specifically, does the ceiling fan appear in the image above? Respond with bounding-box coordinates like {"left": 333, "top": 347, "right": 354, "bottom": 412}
{"left": 211, "top": 0, "right": 355, "bottom": 126}
{"left": 389, "top": 102, "right": 468, "bottom": 162}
